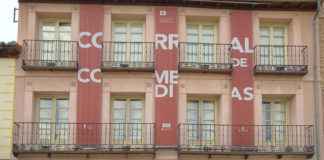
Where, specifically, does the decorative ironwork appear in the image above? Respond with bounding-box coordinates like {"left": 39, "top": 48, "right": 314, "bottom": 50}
{"left": 13, "top": 122, "right": 155, "bottom": 153}
{"left": 179, "top": 42, "right": 232, "bottom": 73}
{"left": 22, "top": 40, "right": 78, "bottom": 71}
{"left": 254, "top": 45, "right": 308, "bottom": 75}
{"left": 102, "top": 42, "right": 154, "bottom": 71}
{"left": 178, "top": 124, "right": 314, "bottom": 154}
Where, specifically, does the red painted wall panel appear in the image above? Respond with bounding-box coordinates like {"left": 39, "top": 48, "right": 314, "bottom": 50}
{"left": 73, "top": 5, "right": 256, "bottom": 147}
{"left": 154, "top": 7, "right": 179, "bottom": 146}
{"left": 230, "top": 11, "right": 255, "bottom": 146}
{"left": 77, "top": 5, "right": 104, "bottom": 144}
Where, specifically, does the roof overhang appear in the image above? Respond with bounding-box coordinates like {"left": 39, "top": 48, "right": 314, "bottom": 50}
{"left": 0, "top": 43, "right": 21, "bottom": 58}
{"left": 18, "top": 0, "right": 317, "bottom": 11}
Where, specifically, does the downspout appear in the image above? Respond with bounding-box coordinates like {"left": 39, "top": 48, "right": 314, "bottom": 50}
{"left": 313, "top": 0, "right": 321, "bottom": 160}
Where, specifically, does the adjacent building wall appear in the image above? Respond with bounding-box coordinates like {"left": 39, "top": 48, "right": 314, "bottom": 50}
{"left": 0, "top": 59, "right": 16, "bottom": 160}
{"left": 318, "top": 1, "right": 324, "bottom": 160}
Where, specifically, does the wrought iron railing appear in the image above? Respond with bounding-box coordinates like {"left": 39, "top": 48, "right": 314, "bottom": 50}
{"left": 102, "top": 42, "right": 154, "bottom": 71}
{"left": 254, "top": 45, "right": 308, "bottom": 74}
{"left": 22, "top": 40, "right": 78, "bottom": 70}
{"left": 179, "top": 42, "right": 232, "bottom": 73}
{"left": 178, "top": 124, "right": 314, "bottom": 153}
{"left": 13, "top": 122, "right": 155, "bottom": 152}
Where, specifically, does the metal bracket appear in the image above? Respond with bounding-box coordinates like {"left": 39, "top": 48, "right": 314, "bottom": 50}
{"left": 13, "top": 8, "right": 19, "bottom": 23}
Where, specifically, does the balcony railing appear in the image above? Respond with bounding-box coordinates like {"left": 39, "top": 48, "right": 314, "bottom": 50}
{"left": 22, "top": 40, "right": 78, "bottom": 71}
{"left": 254, "top": 45, "right": 308, "bottom": 75}
{"left": 179, "top": 42, "right": 232, "bottom": 73}
{"left": 178, "top": 124, "right": 314, "bottom": 154}
{"left": 102, "top": 42, "right": 154, "bottom": 71}
{"left": 13, "top": 122, "right": 155, "bottom": 153}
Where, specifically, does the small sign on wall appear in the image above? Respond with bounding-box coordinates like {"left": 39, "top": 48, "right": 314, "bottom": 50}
{"left": 161, "top": 122, "right": 171, "bottom": 131}
{"left": 160, "top": 10, "right": 167, "bottom": 16}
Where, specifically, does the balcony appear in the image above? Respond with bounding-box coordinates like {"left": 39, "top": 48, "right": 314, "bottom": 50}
{"left": 102, "top": 42, "right": 154, "bottom": 72}
{"left": 13, "top": 122, "right": 155, "bottom": 154}
{"left": 254, "top": 45, "right": 308, "bottom": 75}
{"left": 178, "top": 124, "right": 314, "bottom": 156}
{"left": 22, "top": 40, "right": 78, "bottom": 71}
{"left": 179, "top": 43, "right": 232, "bottom": 73}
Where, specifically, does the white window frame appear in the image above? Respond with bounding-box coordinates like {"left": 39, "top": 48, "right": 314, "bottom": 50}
{"left": 262, "top": 97, "right": 289, "bottom": 145}
{"left": 35, "top": 95, "right": 69, "bottom": 145}
{"left": 39, "top": 18, "right": 72, "bottom": 41}
{"left": 185, "top": 22, "right": 219, "bottom": 63}
{"left": 110, "top": 96, "right": 145, "bottom": 145}
{"left": 38, "top": 18, "right": 72, "bottom": 62}
{"left": 259, "top": 23, "right": 289, "bottom": 65}
{"left": 185, "top": 97, "right": 218, "bottom": 145}
{"left": 111, "top": 21, "right": 146, "bottom": 62}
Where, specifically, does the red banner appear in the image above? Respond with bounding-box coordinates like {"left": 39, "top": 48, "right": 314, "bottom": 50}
{"left": 77, "top": 5, "right": 104, "bottom": 144}
{"left": 230, "top": 11, "right": 255, "bottom": 145}
{"left": 154, "top": 7, "right": 179, "bottom": 146}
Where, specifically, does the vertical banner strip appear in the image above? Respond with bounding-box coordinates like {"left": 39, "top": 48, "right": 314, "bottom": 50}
{"left": 77, "top": 5, "right": 104, "bottom": 144}
{"left": 154, "top": 7, "right": 179, "bottom": 146}
{"left": 230, "top": 11, "right": 255, "bottom": 145}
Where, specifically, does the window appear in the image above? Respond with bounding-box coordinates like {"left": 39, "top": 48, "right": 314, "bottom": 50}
{"left": 111, "top": 97, "right": 144, "bottom": 144}
{"left": 259, "top": 23, "right": 288, "bottom": 65}
{"left": 112, "top": 21, "right": 144, "bottom": 62}
{"left": 262, "top": 99, "right": 287, "bottom": 144}
{"left": 39, "top": 19, "right": 72, "bottom": 61}
{"left": 186, "top": 23, "right": 217, "bottom": 63}
{"left": 186, "top": 98, "right": 216, "bottom": 145}
{"left": 36, "top": 96, "right": 69, "bottom": 144}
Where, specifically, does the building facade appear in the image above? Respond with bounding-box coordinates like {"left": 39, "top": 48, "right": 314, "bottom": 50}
{"left": 13, "top": 0, "right": 318, "bottom": 160}
{"left": 318, "top": 0, "right": 324, "bottom": 160}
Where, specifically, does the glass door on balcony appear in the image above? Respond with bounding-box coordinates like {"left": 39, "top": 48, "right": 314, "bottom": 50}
{"left": 38, "top": 97, "right": 69, "bottom": 145}
{"left": 262, "top": 100, "right": 287, "bottom": 146}
{"left": 111, "top": 98, "right": 144, "bottom": 145}
{"left": 259, "top": 24, "right": 287, "bottom": 65}
{"left": 186, "top": 23, "right": 216, "bottom": 63}
{"left": 40, "top": 20, "right": 71, "bottom": 63}
{"left": 186, "top": 99, "right": 216, "bottom": 146}
{"left": 112, "top": 22, "right": 144, "bottom": 63}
